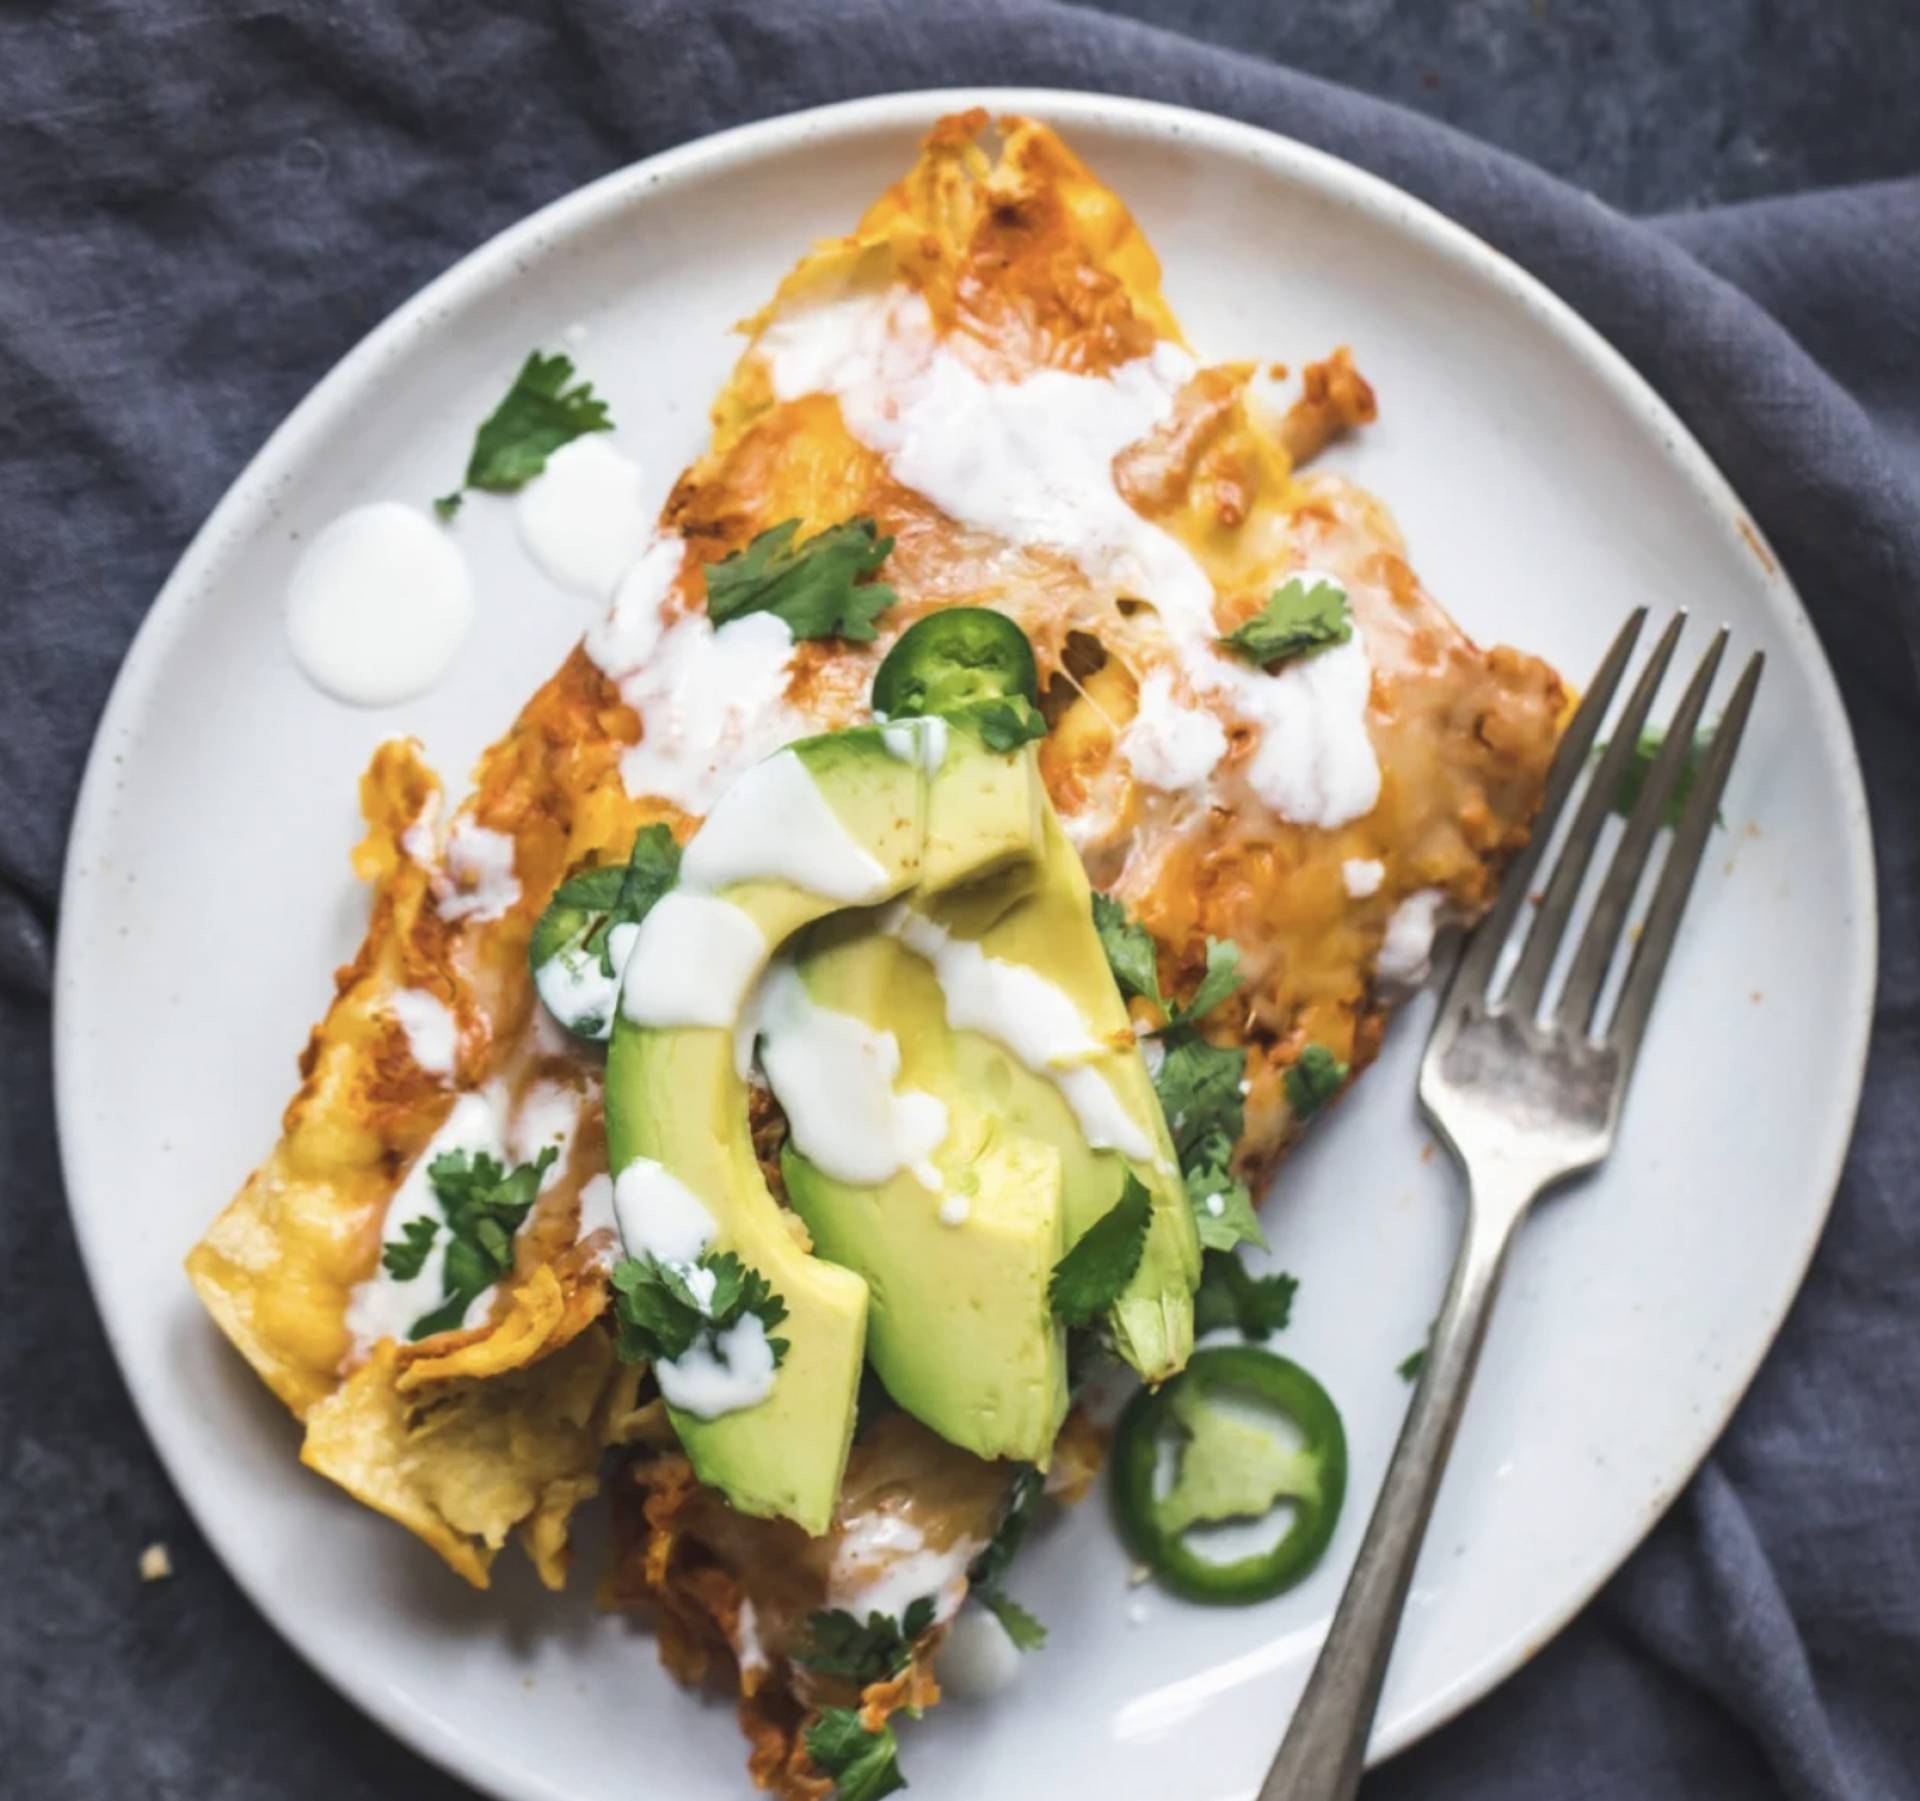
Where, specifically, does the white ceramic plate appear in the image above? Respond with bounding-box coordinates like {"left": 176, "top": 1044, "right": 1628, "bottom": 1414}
{"left": 55, "top": 89, "right": 1875, "bottom": 1801}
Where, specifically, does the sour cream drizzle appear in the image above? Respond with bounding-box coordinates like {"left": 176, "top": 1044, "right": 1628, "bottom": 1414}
{"left": 383, "top": 988, "right": 457, "bottom": 1081}
{"left": 828, "top": 1511, "right": 983, "bottom": 1626}
{"left": 609, "top": 1157, "right": 780, "bottom": 1419}
{"left": 343, "top": 1088, "right": 503, "bottom": 1356}
{"left": 515, "top": 435, "right": 656, "bottom": 600}
{"left": 747, "top": 959, "right": 949, "bottom": 1188}
{"left": 285, "top": 502, "right": 474, "bottom": 706}
{"left": 586, "top": 538, "right": 816, "bottom": 813}
{"left": 436, "top": 819, "right": 521, "bottom": 923}
{"left": 761, "top": 289, "right": 1382, "bottom": 827}
{"left": 882, "top": 904, "right": 1155, "bottom": 1164}
{"left": 621, "top": 743, "right": 909, "bottom": 1031}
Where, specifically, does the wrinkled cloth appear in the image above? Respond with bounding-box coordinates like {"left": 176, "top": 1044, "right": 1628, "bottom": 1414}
{"left": 2, "top": 4, "right": 1916, "bottom": 1798}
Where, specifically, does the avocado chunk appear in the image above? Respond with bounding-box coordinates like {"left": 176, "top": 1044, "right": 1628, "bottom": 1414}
{"left": 903, "top": 806, "right": 1202, "bottom": 1383}
{"left": 778, "top": 928, "right": 1071, "bottom": 1465}
{"left": 605, "top": 726, "right": 930, "bottom": 1534}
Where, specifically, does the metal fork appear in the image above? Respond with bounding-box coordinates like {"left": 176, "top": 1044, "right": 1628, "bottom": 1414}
{"left": 1260, "top": 609, "right": 1765, "bottom": 1801}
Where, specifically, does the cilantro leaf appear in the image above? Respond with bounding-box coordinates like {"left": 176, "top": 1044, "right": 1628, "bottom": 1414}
{"left": 440, "top": 351, "right": 613, "bottom": 513}
{"left": 969, "top": 1465, "right": 1044, "bottom": 1591}
{"left": 1283, "top": 1043, "right": 1348, "bottom": 1122}
{"left": 1049, "top": 1173, "right": 1152, "bottom": 1328}
{"left": 978, "top": 1589, "right": 1048, "bottom": 1651}
{"left": 404, "top": 1145, "right": 558, "bottom": 1340}
{"left": 1092, "top": 892, "right": 1164, "bottom": 1008}
{"left": 794, "top": 1598, "right": 935, "bottom": 1683}
{"left": 601, "top": 823, "right": 680, "bottom": 974}
{"left": 1597, "top": 726, "right": 1721, "bottom": 828}
{"left": 1219, "top": 576, "right": 1352, "bottom": 667}
{"left": 1171, "top": 937, "right": 1241, "bottom": 1027}
{"left": 704, "top": 517, "right": 898, "bottom": 642}
{"left": 1153, "top": 1033, "right": 1248, "bottom": 1169}
{"left": 1185, "top": 1164, "right": 1268, "bottom": 1254}
{"left": 967, "top": 694, "right": 1048, "bottom": 751}
{"left": 610, "top": 1250, "right": 790, "bottom": 1371}
{"left": 1192, "top": 1253, "right": 1298, "bottom": 1339}
{"left": 805, "top": 1708, "right": 908, "bottom": 1801}
{"left": 1397, "top": 1347, "right": 1427, "bottom": 1383}
{"left": 380, "top": 1216, "right": 438, "bottom": 1281}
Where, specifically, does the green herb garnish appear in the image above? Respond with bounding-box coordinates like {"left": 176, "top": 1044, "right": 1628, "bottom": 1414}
{"left": 610, "top": 1250, "right": 790, "bottom": 1369}
{"left": 794, "top": 1598, "right": 936, "bottom": 1683}
{"left": 1219, "top": 576, "right": 1351, "bottom": 667}
{"left": 978, "top": 1589, "right": 1048, "bottom": 1651}
{"left": 400, "top": 1145, "right": 558, "bottom": 1340}
{"left": 1092, "top": 892, "right": 1163, "bottom": 1007}
{"left": 1283, "top": 1043, "right": 1349, "bottom": 1122}
{"left": 380, "top": 1216, "right": 438, "bottom": 1282}
{"left": 1192, "top": 1255, "right": 1298, "bottom": 1339}
{"left": 804, "top": 1708, "right": 908, "bottom": 1801}
{"left": 1048, "top": 1173, "right": 1152, "bottom": 1328}
{"left": 440, "top": 350, "right": 613, "bottom": 513}
{"left": 704, "top": 517, "right": 897, "bottom": 642}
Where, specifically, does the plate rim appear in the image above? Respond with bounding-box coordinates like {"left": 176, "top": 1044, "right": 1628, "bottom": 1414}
{"left": 53, "top": 84, "right": 1879, "bottom": 1795}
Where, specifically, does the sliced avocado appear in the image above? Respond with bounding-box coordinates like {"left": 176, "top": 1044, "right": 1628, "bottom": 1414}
{"left": 917, "top": 713, "right": 1047, "bottom": 897}
{"left": 918, "top": 806, "right": 1202, "bottom": 1383}
{"left": 779, "top": 929, "right": 1070, "bottom": 1465}
{"left": 605, "top": 726, "right": 929, "bottom": 1534}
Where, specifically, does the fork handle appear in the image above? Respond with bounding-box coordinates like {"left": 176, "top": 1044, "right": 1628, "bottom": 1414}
{"left": 1260, "top": 1178, "right": 1531, "bottom": 1801}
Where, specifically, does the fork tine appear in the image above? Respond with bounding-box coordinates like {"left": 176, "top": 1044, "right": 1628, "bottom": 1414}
{"left": 1500, "top": 612, "right": 1687, "bottom": 1020}
{"left": 1556, "top": 626, "right": 1730, "bottom": 1030}
{"left": 1441, "top": 607, "right": 1648, "bottom": 1012}
{"left": 1602, "top": 649, "right": 1764, "bottom": 1058}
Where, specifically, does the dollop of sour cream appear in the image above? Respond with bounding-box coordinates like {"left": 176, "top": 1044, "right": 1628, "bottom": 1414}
{"left": 936, "top": 1600, "right": 1025, "bottom": 1700}
{"left": 883, "top": 904, "right": 1155, "bottom": 1164}
{"left": 1121, "top": 668, "right": 1228, "bottom": 797}
{"left": 609, "top": 1156, "right": 779, "bottom": 1419}
{"left": 436, "top": 820, "right": 521, "bottom": 923}
{"left": 516, "top": 436, "right": 656, "bottom": 600}
{"left": 285, "top": 502, "right": 473, "bottom": 706}
{"left": 587, "top": 537, "right": 818, "bottom": 814}
{"left": 748, "top": 959, "right": 949, "bottom": 1188}
{"left": 1377, "top": 888, "right": 1450, "bottom": 989}
{"left": 827, "top": 1511, "right": 982, "bottom": 1626}
{"left": 383, "top": 988, "right": 458, "bottom": 1081}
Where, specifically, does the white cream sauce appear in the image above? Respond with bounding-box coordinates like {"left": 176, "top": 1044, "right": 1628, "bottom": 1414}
{"left": 533, "top": 938, "right": 623, "bottom": 1040}
{"left": 575, "top": 1171, "right": 619, "bottom": 1263}
{"left": 748, "top": 960, "right": 949, "bottom": 1187}
{"left": 284, "top": 502, "right": 473, "bottom": 706}
{"left": 619, "top": 891, "right": 767, "bottom": 1029}
{"left": 587, "top": 538, "right": 818, "bottom": 814}
{"left": 761, "top": 290, "right": 1382, "bottom": 828}
{"left": 654, "top": 1312, "right": 780, "bottom": 1419}
{"left": 881, "top": 715, "right": 948, "bottom": 772}
{"left": 936, "top": 1602, "right": 1024, "bottom": 1700}
{"left": 1378, "top": 888, "right": 1449, "bottom": 989}
{"left": 679, "top": 749, "right": 891, "bottom": 902}
{"left": 827, "top": 1511, "right": 983, "bottom": 1626}
{"left": 611, "top": 1157, "right": 719, "bottom": 1265}
{"left": 883, "top": 904, "right": 1156, "bottom": 1164}
{"left": 343, "top": 1087, "right": 505, "bottom": 1356}
{"left": 383, "top": 988, "right": 457, "bottom": 1081}
{"left": 511, "top": 1078, "right": 583, "bottom": 1177}
{"left": 435, "top": 820, "right": 520, "bottom": 923}
{"left": 516, "top": 435, "right": 655, "bottom": 600}
{"left": 1121, "top": 668, "right": 1228, "bottom": 797}
{"left": 1342, "top": 857, "right": 1386, "bottom": 899}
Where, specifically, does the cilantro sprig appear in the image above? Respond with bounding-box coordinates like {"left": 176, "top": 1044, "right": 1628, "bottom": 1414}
{"left": 610, "top": 1250, "right": 790, "bottom": 1370}
{"left": 1049, "top": 1173, "right": 1152, "bottom": 1328}
{"left": 1193, "top": 1257, "right": 1298, "bottom": 1340}
{"left": 1283, "top": 1043, "right": 1349, "bottom": 1122}
{"left": 1597, "top": 725, "right": 1721, "bottom": 828}
{"left": 704, "top": 517, "right": 898, "bottom": 642}
{"left": 979, "top": 1589, "right": 1048, "bottom": 1651}
{"left": 1219, "top": 576, "right": 1352, "bottom": 668}
{"left": 805, "top": 1709, "right": 907, "bottom": 1801}
{"left": 794, "top": 1598, "right": 935, "bottom": 1684}
{"left": 396, "top": 1145, "right": 558, "bottom": 1340}
{"left": 1091, "top": 894, "right": 1240, "bottom": 1029}
{"left": 438, "top": 350, "right": 613, "bottom": 517}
